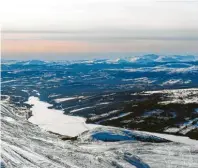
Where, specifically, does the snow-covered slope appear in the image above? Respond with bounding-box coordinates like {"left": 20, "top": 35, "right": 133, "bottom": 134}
{"left": 106, "top": 55, "right": 198, "bottom": 64}
{"left": 1, "top": 100, "right": 198, "bottom": 168}
{"left": 144, "top": 88, "right": 198, "bottom": 104}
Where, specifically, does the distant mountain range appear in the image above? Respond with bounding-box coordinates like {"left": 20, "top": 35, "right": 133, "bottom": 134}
{"left": 113, "top": 54, "right": 198, "bottom": 64}
{"left": 2, "top": 54, "right": 198, "bottom": 65}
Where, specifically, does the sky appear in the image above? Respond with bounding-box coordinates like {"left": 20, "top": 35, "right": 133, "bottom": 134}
{"left": 1, "top": 0, "right": 198, "bottom": 59}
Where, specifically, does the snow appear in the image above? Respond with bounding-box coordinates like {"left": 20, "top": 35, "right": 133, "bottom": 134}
{"left": 25, "top": 96, "right": 98, "bottom": 137}
{"left": 2, "top": 116, "right": 15, "bottom": 123}
{"left": 89, "top": 110, "right": 120, "bottom": 121}
{"left": 97, "top": 102, "right": 110, "bottom": 105}
{"left": 143, "top": 88, "right": 198, "bottom": 104}
{"left": 164, "top": 127, "right": 180, "bottom": 133}
{"left": 164, "top": 118, "right": 198, "bottom": 135}
{"left": 80, "top": 127, "right": 169, "bottom": 143}
{"left": 139, "top": 131, "right": 198, "bottom": 147}
{"left": 48, "top": 94, "right": 61, "bottom": 98}
{"left": 70, "top": 106, "right": 93, "bottom": 113}
{"left": 122, "top": 77, "right": 155, "bottom": 84}
{"left": 2, "top": 100, "right": 198, "bottom": 168}
{"left": 1, "top": 80, "right": 17, "bottom": 84}
{"left": 22, "top": 89, "right": 28, "bottom": 93}
{"left": 109, "top": 112, "right": 133, "bottom": 120}
{"left": 54, "top": 96, "right": 85, "bottom": 103}
{"left": 32, "top": 90, "right": 40, "bottom": 96}
{"left": 161, "top": 79, "right": 191, "bottom": 86}
{"left": 105, "top": 65, "right": 198, "bottom": 74}
{"left": 54, "top": 97, "right": 77, "bottom": 103}
{"left": 24, "top": 96, "right": 198, "bottom": 145}
{"left": 105, "top": 55, "right": 198, "bottom": 64}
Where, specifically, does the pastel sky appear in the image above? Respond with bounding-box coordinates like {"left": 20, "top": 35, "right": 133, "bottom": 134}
{"left": 1, "top": 0, "right": 198, "bottom": 59}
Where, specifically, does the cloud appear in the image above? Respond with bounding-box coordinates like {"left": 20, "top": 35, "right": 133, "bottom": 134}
{"left": 1, "top": 0, "right": 198, "bottom": 31}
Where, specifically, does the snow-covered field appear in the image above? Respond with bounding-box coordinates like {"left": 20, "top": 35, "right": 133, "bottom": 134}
{"left": 1, "top": 98, "right": 198, "bottom": 168}
{"left": 143, "top": 88, "right": 198, "bottom": 104}
{"left": 25, "top": 96, "right": 98, "bottom": 137}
